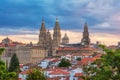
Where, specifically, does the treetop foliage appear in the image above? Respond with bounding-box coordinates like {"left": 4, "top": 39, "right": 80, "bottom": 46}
{"left": 27, "top": 69, "right": 46, "bottom": 80}
{"left": 58, "top": 58, "right": 71, "bottom": 67}
{"left": 0, "top": 48, "right": 17, "bottom": 80}
{"left": 8, "top": 53, "right": 19, "bottom": 72}
{"left": 83, "top": 45, "right": 120, "bottom": 80}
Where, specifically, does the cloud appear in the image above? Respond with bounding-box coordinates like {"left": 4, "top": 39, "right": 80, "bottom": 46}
{"left": 90, "top": 12, "right": 120, "bottom": 34}
{"left": 0, "top": 28, "right": 38, "bottom": 35}
{"left": 92, "top": 22, "right": 111, "bottom": 29}
{"left": 108, "top": 12, "right": 120, "bottom": 26}
{"left": 0, "top": 0, "right": 120, "bottom": 45}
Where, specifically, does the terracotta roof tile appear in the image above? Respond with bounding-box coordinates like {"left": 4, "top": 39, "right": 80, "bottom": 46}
{"left": 49, "top": 69, "right": 69, "bottom": 75}
{"left": 74, "top": 73, "right": 83, "bottom": 77}
{"left": 57, "top": 47, "right": 98, "bottom": 51}
{"left": 81, "top": 58, "right": 96, "bottom": 65}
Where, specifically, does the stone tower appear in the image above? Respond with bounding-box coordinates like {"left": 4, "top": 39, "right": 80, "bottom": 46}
{"left": 62, "top": 33, "right": 69, "bottom": 45}
{"left": 52, "top": 17, "right": 61, "bottom": 54}
{"left": 38, "top": 18, "right": 47, "bottom": 48}
{"left": 81, "top": 22, "right": 90, "bottom": 46}
{"left": 46, "top": 30, "right": 52, "bottom": 56}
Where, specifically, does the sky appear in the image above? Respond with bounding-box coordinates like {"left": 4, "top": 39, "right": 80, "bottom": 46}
{"left": 0, "top": 0, "right": 120, "bottom": 45}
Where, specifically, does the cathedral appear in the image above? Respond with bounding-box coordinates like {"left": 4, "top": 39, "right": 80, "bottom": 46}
{"left": 38, "top": 18, "right": 61, "bottom": 56}
{"left": 38, "top": 17, "right": 91, "bottom": 56}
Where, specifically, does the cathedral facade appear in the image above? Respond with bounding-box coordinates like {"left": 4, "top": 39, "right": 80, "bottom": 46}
{"left": 38, "top": 18, "right": 91, "bottom": 56}
{"left": 38, "top": 18, "right": 61, "bottom": 56}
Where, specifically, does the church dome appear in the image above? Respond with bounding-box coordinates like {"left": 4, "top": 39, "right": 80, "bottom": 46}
{"left": 62, "top": 33, "right": 69, "bottom": 40}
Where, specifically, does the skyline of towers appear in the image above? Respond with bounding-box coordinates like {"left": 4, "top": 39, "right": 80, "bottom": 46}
{"left": 38, "top": 17, "right": 62, "bottom": 55}
{"left": 38, "top": 17, "right": 90, "bottom": 55}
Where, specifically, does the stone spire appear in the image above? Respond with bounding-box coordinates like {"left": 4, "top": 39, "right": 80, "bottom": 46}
{"left": 54, "top": 17, "right": 60, "bottom": 30}
{"left": 40, "top": 18, "right": 46, "bottom": 31}
{"left": 62, "top": 33, "right": 69, "bottom": 44}
{"left": 38, "top": 18, "right": 47, "bottom": 48}
{"left": 84, "top": 22, "right": 88, "bottom": 33}
{"left": 52, "top": 17, "right": 61, "bottom": 55}
{"left": 81, "top": 22, "right": 90, "bottom": 46}
{"left": 53, "top": 17, "right": 61, "bottom": 45}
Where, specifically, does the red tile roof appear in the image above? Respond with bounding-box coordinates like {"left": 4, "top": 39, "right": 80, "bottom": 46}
{"left": 51, "top": 59, "right": 60, "bottom": 63}
{"left": 81, "top": 58, "right": 96, "bottom": 65}
{"left": 74, "top": 73, "right": 83, "bottom": 77}
{"left": 57, "top": 47, "right": 80, "bottom": 51}
{"left": 57, "top": 47, "right": 98, "bottom": 51}
{"left": 49, "top": 69, "right": 69, "bottom": 75}
{"left": 47, "top": 77, "right": 61, "bottom": 80}
{"left": 0, "top": 42, "right": 25, "bottom": 47}
{"left": 81, "top": 53, "right": 93, "bottom": 56}
{"left": 93, "top": 54, "right": 102, "bottom": 59}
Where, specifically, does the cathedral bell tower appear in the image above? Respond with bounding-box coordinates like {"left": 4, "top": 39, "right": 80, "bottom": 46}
{"left": 38, "top": 18, "right": 47, "bottom": 48}
{"left": 52, "top": 17, "right": 61, "bottom": 55}
{"left": 81, "top": 22, "right": 90, "bottom": 47}
{"left": 46, "top": 30, "right": 52, "bottom": 56}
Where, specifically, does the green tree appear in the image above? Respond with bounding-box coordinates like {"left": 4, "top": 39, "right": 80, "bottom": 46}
{"left": 27, "top": 69, "right": 46, "bottom": 80}
{"left": 0, "top": 48, "right": 4, "bottom": 55}
{"left": 0, "top": 48, "right": 4, "bottom": 60}
{"left": 76, "top": 57, "right": 81, "bottom": 61}
{"left": 0, "top": 48, "right": 17, "bottom": 80}
{"left": 82, "top": 46, "right": 120, "bottom": 80}
{"left": 58, "top": 58, "right": 71, "bottom": 67}
{"left": 8, "top": 53, "right": 19, "bottom": 72}
{"left": 98, "top": 44, "right": 106, "bottom": 50}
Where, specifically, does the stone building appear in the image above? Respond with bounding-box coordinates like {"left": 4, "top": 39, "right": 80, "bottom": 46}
{"left": 56, "top": 47, "right": 99, "bottom": 56}
{"left": 38, "top": 21, "right": 93, "bottom": 57}
{"left": 2, "top": 37, "right": 12, "bottom": 45}
{"left": 0, "top": 37, "right": 25, "bottom": 67}
{"left": 62, "top": 33, "right": 69, "bottom": 45}
{"left": 81, "top": 22, "right": 90, "bottom": 47}
{"left": 46, "top": 30, "right": 52, "bottom": 56}
{"left": 52, "top": 17, "right": 61, "bottom": 55}
{"left": 38, "top": 19, "right": 47, "bottom": 48}
{"left": 16, "top": 45, "right": 47, "bottom": 64}
{"left": 55, "top": 22, "right": 102, "bottom": 56}
{"left": 38, "top": 17, "right": 61, "bottom": 56}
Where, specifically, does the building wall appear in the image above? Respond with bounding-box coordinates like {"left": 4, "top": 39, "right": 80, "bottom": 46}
{"left": 30, "top": 48, "right": 47, "bottom": 63}
{"left": 16, "top": 46, "right": 31, "bottom": 64}
{"left": 16, "top": 46, "right": 47, "bottom": 64}
{"left": 56, "top": 49, "right": 98, "bottom": 56}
